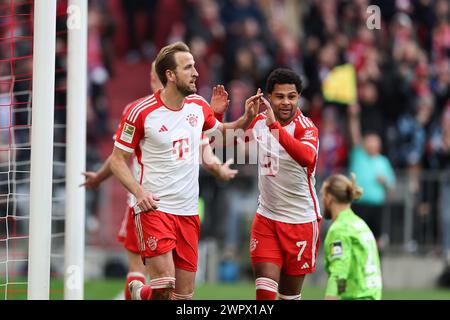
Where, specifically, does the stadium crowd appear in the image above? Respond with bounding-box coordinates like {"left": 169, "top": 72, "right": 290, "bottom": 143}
{"left": 82, "top": 0, "right": 450, "bottom": 268}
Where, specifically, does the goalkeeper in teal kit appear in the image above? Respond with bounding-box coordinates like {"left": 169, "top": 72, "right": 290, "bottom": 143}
{"left": 321, "top": 174, "right": 382, "bottom": 300}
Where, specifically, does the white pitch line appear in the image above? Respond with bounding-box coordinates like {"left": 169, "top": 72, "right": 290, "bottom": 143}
{"left": 113, "top": 290, "right": 125, "bottom": 300}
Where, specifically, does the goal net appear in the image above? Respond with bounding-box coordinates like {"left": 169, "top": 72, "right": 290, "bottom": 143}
{"left": 0, "top": 0, "right": 70, "bottom": 300}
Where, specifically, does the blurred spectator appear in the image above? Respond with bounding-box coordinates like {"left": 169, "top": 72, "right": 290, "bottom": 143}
{"left": 88, "top": 5, "right": 114, "bottom": 137}
{"left": 303, "top": 41, "right": 340, "bottom": 101}
{"left": 303, "top": 0, "right": 339, "bottom": 43}
{"left": 230, "top": 47, "right": 259, "bottom": 85}
{"left": 274, "top": 31, "right": 303, "bottom": 77}
{"left": 317, "top": 106, "right": 347, "bottom": 177}
{"left": 358, "top": 81, "right": 385, "bottom": 140}
{"left": 153, "top": 0, "right": 184, "bottom": 50}
{"left": 221, "top": 0, "right": 266, "bottom": 38}
{"left": 391, "top": 12, "right": 415, "bottom": 52}
{"left": 121, "top": 0, "right": 157, "bottom": 63}
{"left": 412, "top": 0, "right": 435, "bottom": 53}
{"left": 431, "top": 59, "right": 450, "bottom": 116}
{"left": 258, "top": 0, "right": 304, "bottom": 40}
{"left": 432, "top": 1, "right": 450, "bottom": 63}
{"left": 186, "top": 0, "right": 226, "bottom": 56}
{"left": 347, "top": 25, "right": 382, "bottom": 84}
{"left": 347, "top": 103, "right": 396, "bottom": 252}
{"left": 394, "top": 95, "right": 433, "bottom": 172}
{"left": 428, "top": 103, "right": 450, "bottom": 263}
{"left": 188, "top": 36, "right": 212, "bottom": 97}
{"left": 222, "top": 16, "right": 273, "bottom": 87}
{"left": 225, "top": 80, "right": 254, "bottom": 122}
{"left": 184, "top": 0, "right": 228, "bottom": 87}
{"left": 347, "top": 26, "right": 376, "bottom": 74}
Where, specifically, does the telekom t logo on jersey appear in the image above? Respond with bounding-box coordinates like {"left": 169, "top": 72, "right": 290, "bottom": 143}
{"left": 172, "top": 138, "right": 190, "bottom": 160}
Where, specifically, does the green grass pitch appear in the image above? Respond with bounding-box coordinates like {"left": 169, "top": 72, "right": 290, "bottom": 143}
{"left": 1, "top": 279, "right": 450, "bottom": 300}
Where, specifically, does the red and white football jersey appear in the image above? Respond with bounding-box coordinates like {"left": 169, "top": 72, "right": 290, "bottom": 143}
{"left": 249, "top": 109, "right": 321, "bottom": 224}
{"left": 114, "top": 89, "right": 220, "bottom": 215}
{"left": 113, "top": 102, "right": 142, "bottom": 208}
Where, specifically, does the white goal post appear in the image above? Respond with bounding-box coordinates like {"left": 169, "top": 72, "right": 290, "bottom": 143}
{"left": 27, "top": 0, "right": 57, "bottom": 300}
{"left": 64, "top": 0, "right": 88, "bottom": 300}
{"left": 27, "top": 0, "right": 87, "bottom": 300}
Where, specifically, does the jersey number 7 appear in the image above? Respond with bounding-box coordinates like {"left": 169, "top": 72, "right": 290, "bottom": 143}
{"left": 297, "top": 241, "right": 307, "bottom": 261}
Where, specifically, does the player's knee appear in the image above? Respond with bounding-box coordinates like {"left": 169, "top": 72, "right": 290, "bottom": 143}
{"left": 254, "top": 262, "right": 280, "bottom": 281}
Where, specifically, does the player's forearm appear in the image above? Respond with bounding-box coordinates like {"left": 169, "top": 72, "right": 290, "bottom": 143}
{"left": 215, "top": 115, "right": 253, "bottom": 147}
{"left": 202, "top": 162, "right": 222, "bottom": 179}
{"left": 95, "top": 155, "right": 114, "bottom": 183}
{"left": 348, "top": 114, "right": 362, "bottom": 146}
{"left": 222, "top": 114, "right": 253, "bottom": 132}
{"left": 110, "top": 151, "right": 143, "bottom": 198}
{"left": 201, "top": 149, "right": 223, "bottom": 179}
{"left": 268, "top": 121, "right": 316, "bottom": 167}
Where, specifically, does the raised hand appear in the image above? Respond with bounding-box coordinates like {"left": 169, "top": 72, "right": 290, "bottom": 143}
{"left": 244, "top": 88, "right": 264, "bottom": 120}
{"left": 80, "top": 172, "right": 100, "bottom": 189}
{"left": 262, "top": 97, "right": 276, "bottom": 126}
{"left": 218, "top": 158, "right": 238, "bottom": 181}
{"left": 210, "top": 85, "right": 230, "bottom": 115}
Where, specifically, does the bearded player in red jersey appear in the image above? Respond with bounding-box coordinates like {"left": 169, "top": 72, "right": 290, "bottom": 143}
{"left": 244, "top": 68, "right": 321, "bottom": 300}
{"left": 81, "top": 61, "right": 237, "bottom": 300}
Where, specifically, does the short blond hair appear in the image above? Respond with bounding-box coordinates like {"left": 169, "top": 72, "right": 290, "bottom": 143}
{"left": 323, "top": 173, "right": 363, "bottom": 204}
{"left": 155, "top": 41, "right": 190, "bottom": 86}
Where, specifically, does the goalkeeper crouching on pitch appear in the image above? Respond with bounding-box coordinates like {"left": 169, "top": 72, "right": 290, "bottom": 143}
{"left": 321, "top": 173, "right": 382, "bottom": 300}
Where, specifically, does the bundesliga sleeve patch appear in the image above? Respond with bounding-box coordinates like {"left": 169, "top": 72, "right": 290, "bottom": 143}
{"left": 120, "top": 123, "right": 135, "bottom": 143}
{"left": 331, "top": 241, "right": 343, "bottom": 258}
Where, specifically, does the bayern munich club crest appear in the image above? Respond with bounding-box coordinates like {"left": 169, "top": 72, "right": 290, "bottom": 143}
{"left": 147, "top": 236, "right": 158, "bottom": 251}
{"left": 250, "top": 238, "right": 258, "bottom": 252}
{"left": 186, "top": 114, "right": 198, "bottom": 127}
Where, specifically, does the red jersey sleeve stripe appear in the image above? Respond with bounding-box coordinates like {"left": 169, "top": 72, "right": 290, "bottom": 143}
{"left": 298, "top": 117, "right": 308, "bottom": 128}
{"left": 305, "top": 117, "right": 314, "bottom": 127}
{"left": 114, "top": 141, "right": 134, "bottom": 153}
{"left": 127, "top": 95, "right": 153, "bottom": 120}
{"left": 130, "top": 100, "right": 158, "bottom": 123}
{"left": 127, "top": 95, "right": 155, "bottom": 122}
{"left": 127, "top": 97, "right": 152, "bottom": 122}
{"left": 129, "top": 98, "right": 156, "bottom": 123}
{"left": 301, "top": 141, "right": 317, "bottom": 153}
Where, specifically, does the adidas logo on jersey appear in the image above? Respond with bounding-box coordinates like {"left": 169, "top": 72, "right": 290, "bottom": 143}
{"left": 158, "top": 125, "right": 168, "bottom": 132}
{"left": 301, "top": 262, "right": 310, "bottom": 269}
